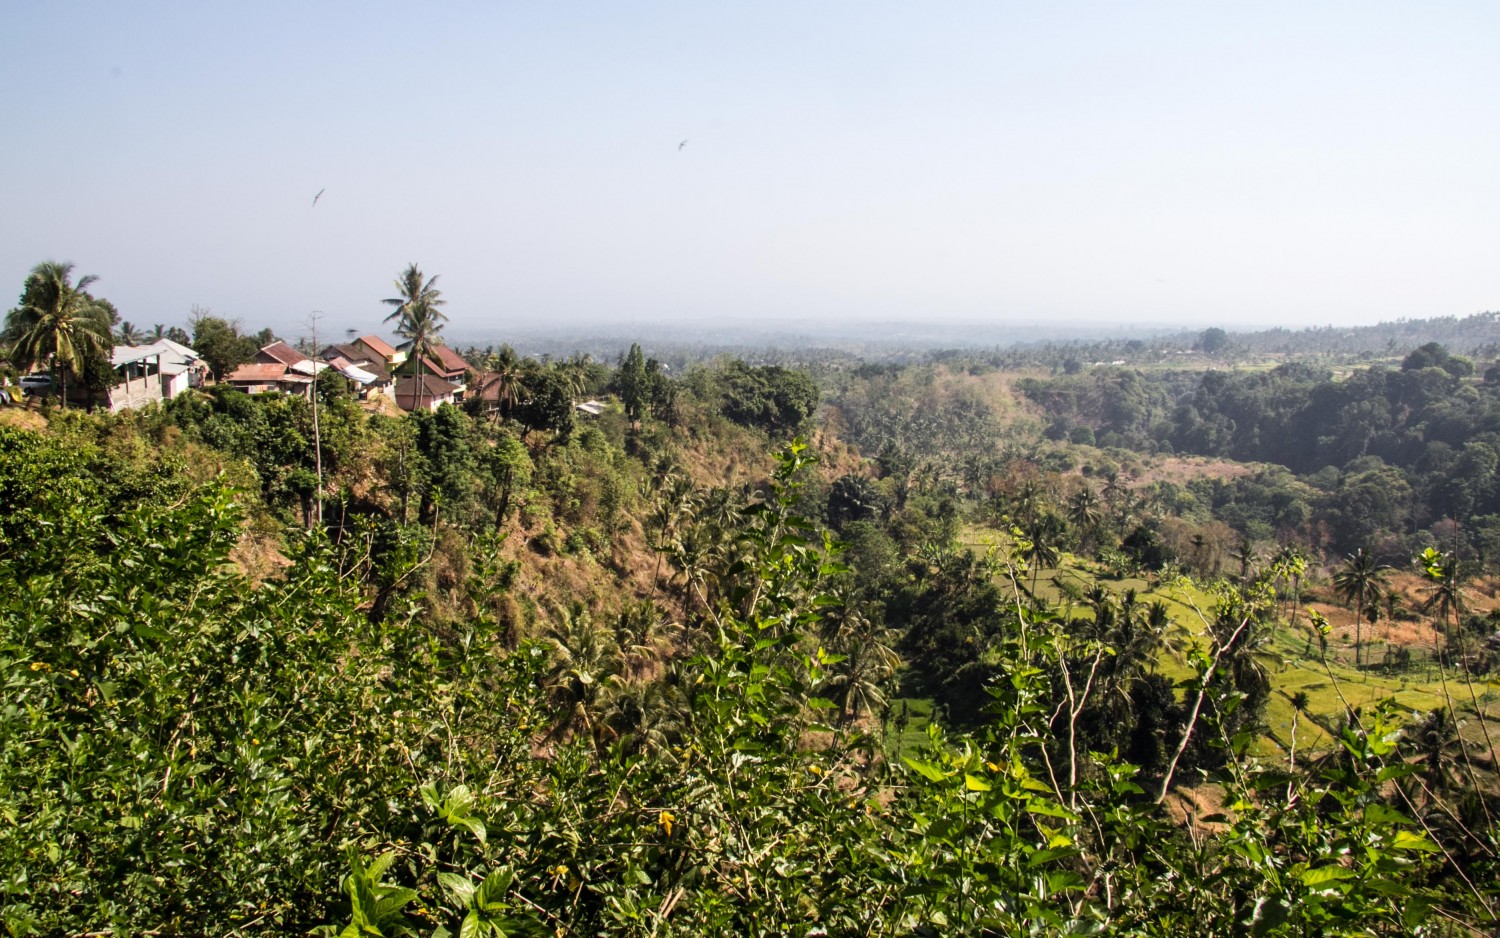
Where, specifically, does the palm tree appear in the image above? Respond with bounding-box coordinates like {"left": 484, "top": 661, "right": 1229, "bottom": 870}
{"left": 1417, "top": 548, "right": 1497, "bottom": 784}
{"left": 1409, "top": 706, "right": 1465, "bottom": 797}
{"left": 825, "top": 617, "right": 900, "bottom": 731}
{"left": 541, "top": 603, "right": 621, "bottom": 748}
{"left": 4, "top": 261, "right": 114, "bottom": 409}
{"left": 116, "top": 321, "right": 145, "bottom": 346}
{"left": 1020, "top": 512, "right": 1065, "bottom": 600}
{"left": 598, "top": 678, "right": 690, "bottom": 757}
{"left": 556, "top": 352, "right": 592, "bottom": 399}
{"left": 480, "top": 346, "right": 525, "bottom": 420}
{"left": 1334, "top": 548, "right": 1389, "bottom": 669}
{"left": 383, "top": 263, "right": 448, "bottom": 412}
{"left": 612, "top": 600, "right": 679, "bottom": 680}
{"left": 149, "top": 323, "right": 168, "bottom": 341}
{"left": 1230, "top": 535, "right": 1260, "bottom": 584}
{"left": 1066, "top": 486, "right": 1103, "bottom": 556}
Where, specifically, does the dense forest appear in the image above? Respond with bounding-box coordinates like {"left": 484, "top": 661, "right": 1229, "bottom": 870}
{"left": 2, "top": 265, "right": 1498, "bottom": 935}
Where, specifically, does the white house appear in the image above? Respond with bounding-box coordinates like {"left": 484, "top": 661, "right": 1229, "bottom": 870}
{"left": 104, "top": 339, "right": 208, "bottom": 412}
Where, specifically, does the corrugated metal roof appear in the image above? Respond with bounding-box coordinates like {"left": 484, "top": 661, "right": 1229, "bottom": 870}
{"left": 338, "top": 364, "right": 378, "bottom": 385}
{"left": 259, "top": 341, "right": 309, "bottom": 367}
{"left": 227, "top": 363, "right": 289, "bottom": 381}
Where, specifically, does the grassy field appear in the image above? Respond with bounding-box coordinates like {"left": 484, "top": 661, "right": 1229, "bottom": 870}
{"left": 953, "top": 526, "right": 1500, "bottom": 759}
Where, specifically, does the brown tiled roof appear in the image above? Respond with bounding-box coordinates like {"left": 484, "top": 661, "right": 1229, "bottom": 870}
{"left": 259, "top": 341, "right": 309, "bottom": 367}
{"left": 358, "top": 335, "right": 398, "bottom": 359}
{"left": 404, "top": 354, "right": 460, "bottom": 380}
{"left": 323, "top": 343, "right": 369, "bottom": 363}
{"left": 471, "top": 372, "right": 501, "bottom": 401}
{"left": 432, "top": 345, "right": 470, "bottom": 375}
{"left": 396, "top": 374, "right": 456, "bottom": 397}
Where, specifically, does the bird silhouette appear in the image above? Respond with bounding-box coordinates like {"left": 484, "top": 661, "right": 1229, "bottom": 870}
{"left": 312, "top": 188, "right": 325, "bottom": 207}
{"left": 678, "top": 140, "right": 688, "bottom": 151}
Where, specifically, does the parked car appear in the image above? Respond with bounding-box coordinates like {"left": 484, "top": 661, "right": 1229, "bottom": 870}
{"left": 19, "top": 374, "right": 54, "bottom": 393}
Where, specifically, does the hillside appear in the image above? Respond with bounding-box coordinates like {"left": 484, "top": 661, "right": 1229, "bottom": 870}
{"left": 1, "top": 342, "right": 1497, "bottom": 935}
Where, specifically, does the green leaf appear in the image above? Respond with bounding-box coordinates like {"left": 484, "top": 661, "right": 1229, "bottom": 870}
{"left": 1390, "top": 830, "right": 1438, "bottom": 852}
{"left": 1300, "top": 865, "right": 1353, "bottom": 886}
{"left": 439, "top": 871, "right": 475, "bottom": 907}
{"left": 903, "top": 757, "right": 950, "bottom": 783}
{"left": 1026, "top": 800, "right": 1079, "bottom": 821}
{"left": 963, "top": 774, "right": 992, "bottom": 792}
{"left": 477, "top": 867, "right": 514, "bottom": 910}
{"left": 459, "top": 910, "right": 483, "bottom": 938}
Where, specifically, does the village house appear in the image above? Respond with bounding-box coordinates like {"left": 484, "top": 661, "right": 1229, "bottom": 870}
{"left": 394, "top": 373, "right": 457, "bottom": 412}
{"left": 224, "top": 341, "right": 322, "bottom": 396}
{"left": 318, "top": 341, "right": 395, "bottom": 400}
{"left": 351, "top": 334, "right": 405, "bottom": 370}
{"left": 94, "top": 339, "right": 209, "bottom": 411}
{"left": 399, "top": 345, "right": 469, "bottom": 396}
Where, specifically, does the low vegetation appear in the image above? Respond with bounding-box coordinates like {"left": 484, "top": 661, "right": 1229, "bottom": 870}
{"left": 3, "top": 270, "right": 1498, "bottom": 933}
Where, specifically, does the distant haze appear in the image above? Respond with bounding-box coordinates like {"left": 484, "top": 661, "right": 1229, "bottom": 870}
{"left": 2, "top": 1, "right": 1496, "bottom": 339}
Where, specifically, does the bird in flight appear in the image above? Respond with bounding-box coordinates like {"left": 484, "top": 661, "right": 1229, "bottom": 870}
{"left": 312, "top": 188, "right": 325, "bottom": 207}
{"left": 678, "top": 140, "right": 688, "bottom": 151}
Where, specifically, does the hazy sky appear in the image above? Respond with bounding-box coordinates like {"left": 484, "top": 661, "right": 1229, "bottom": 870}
{"left": 3, "top": 1, "right": 1497, "bottom": 339}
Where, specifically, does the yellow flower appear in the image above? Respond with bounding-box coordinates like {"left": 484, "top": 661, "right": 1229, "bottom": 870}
{"left": 30, "top": 662, "right": 48, "bottom": 671}
{"left": 658, "top": 810, "right": 675, "bottom": 837}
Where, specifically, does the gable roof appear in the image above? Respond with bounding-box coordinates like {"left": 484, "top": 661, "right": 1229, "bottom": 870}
{"left": 259, "top": 341, "right": 308, "bottom": 367}
{"left": 323, "top": 343, "right": 392, "bottom": 382}
{"left": 112, "top": 339, "right": 204, "bottom": 370}
{"left": 322, "top": 342, "right": 371, "bottom": 363}
{"left": 431, "top": 345, "right": 470, "bottom": 375}
{"left": 396, "top": 374, "right": 456, "bottom": 398}
{"left": 471, "top": 372, "right": 503, "bottom": 401}
{"left": 357, "top": 334, "right": 398, "bottom": 359}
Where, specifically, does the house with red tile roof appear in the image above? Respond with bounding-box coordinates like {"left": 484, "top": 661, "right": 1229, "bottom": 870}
{"left": 353, "top": 335, "right": 404, "bottom": 368}
{"left": 397, "top": 345, "right": 471, "bottom": 400}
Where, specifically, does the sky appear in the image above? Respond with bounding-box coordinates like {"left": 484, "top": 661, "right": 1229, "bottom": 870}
{"left": 2, "top": 0, "right": 1497, "bottom": 341}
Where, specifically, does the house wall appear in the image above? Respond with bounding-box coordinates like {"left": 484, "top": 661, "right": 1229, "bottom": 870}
{"left": 395, "top": 391, "right": 452, "bottom": 412}
{"left": 108, "top": 375, "right": 166, "bottom": 412}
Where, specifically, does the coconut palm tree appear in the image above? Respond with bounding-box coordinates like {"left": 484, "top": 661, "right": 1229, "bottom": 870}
{"left": 1067, "top": 485, "right": 1104, "bottom": 556}
{"left": 480, "top": 346, "right": 526, "bottom": 420}
{"left": 4, "top": 261, "right": 114, "bottom": 409}
{"left": 598, "top": 677, "right": 691, "bottom": 757}
{"left": 1410, "top": 706, "right": 1465, "bottom": 797}
{"left": 612, "top": 600, "right": 679, "bottom": 680}
{"left": 1418, "top": 548, "right": 1497, "bottom": 787}
{"left": 1334, "top": 548, "right": 1389, "bottom": 669}
{"left": 1020, "top": 512, "right": 1065, "bottom": 600}
{"left": 826, "top": 617, "right": 900, "bottom": 731}
{"left": 383, "top": 263, "right": 448, "bottom": 412}
{"left": 542, "top": 603, "right": 621, "bottom": 747}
